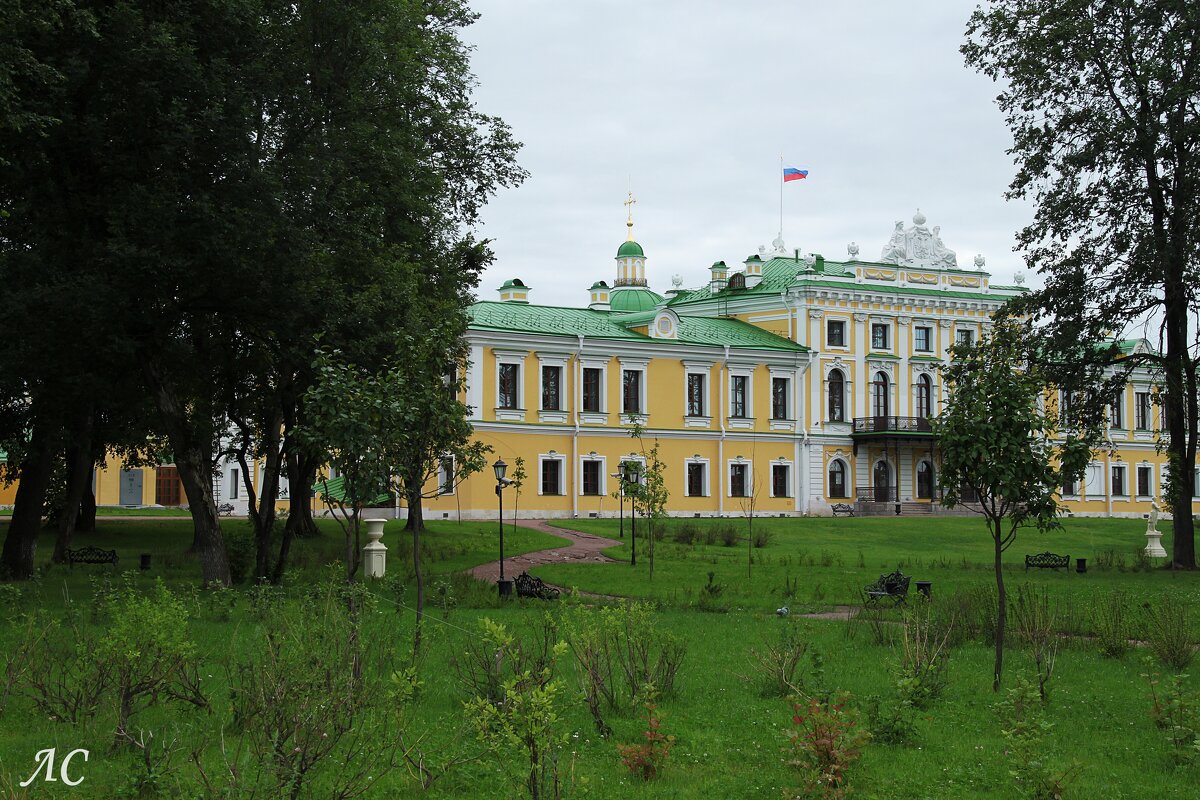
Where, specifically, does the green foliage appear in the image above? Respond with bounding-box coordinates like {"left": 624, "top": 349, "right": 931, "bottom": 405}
{"left": 1144, "top": 595, "right": 1196, "bottom": 672}
{"left": 697, "top": 571, "right": 728, "bottom": 613}
{"left": 747, "top": 622, "right": 811, "bottom": 697}
{"left": 896, "top": 599, "right": 952, "bottom": 709}
{"left": 1010, "top": 584, "right": 1060, "bottom": 703}
{"left": 223, "top": 528, "right": 255, "bottom": 586}
{"left": 717, "top": 524, "right": 740, "bottom": 547}
{"left": 616, "top": 704, "right": 674, "bottom": 781}
{"left": 1145, "top": 668, "right": 1200, "bottom": 765}
{"left": 995, "top": 677, "right": 1082, "bottom": 798}
{"left": 464, "top": 618, "right": 569, "bottom": 800}
{"left": 784, "top": 692, "right": 870, "bottom": 799}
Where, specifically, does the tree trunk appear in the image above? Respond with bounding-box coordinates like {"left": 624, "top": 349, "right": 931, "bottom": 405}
{"left": 406, "top": 489, "right": 425, "bottom": 659}
{"left": 992, "top": 527, "right": 1007, "bottom": 692}
{"left": 1164, "top": 249, "right": 1197, "bottom": 569}
{"left": 1, "top": 428, "right": 54, "bottom": 579}
{"left": 53, "top": 410, "right": 95, "bottom": 563}
{"left": 288, "top": 453, "right": 320, "bottom": 538}
{"left": 78, "top": 479, "right": 97, "bottom": 532}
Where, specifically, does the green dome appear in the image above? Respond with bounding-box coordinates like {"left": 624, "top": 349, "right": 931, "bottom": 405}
{"left": 616, "top": 240, "right": 645, "bottom": 258}
{"left": 610, "top": 287, "right": 663, "bottom": 313}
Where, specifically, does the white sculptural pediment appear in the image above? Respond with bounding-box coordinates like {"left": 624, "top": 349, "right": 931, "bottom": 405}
{"left": 879, "top": 210, "right": 958, "bottom": 269}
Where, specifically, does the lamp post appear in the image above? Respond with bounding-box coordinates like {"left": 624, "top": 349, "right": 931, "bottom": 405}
{"left": 622, "top": 461, "right": 641, "bottom": 566}
{"left": 493, "top": 458, "right": 514, "bottom": 597}
{"left": 611, "top": 471, "right": 624, "bottom": 539}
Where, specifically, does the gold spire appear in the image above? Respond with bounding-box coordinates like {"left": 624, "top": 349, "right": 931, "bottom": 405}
{"left": 624, "top": 191, "right": 637, "bottom": 241}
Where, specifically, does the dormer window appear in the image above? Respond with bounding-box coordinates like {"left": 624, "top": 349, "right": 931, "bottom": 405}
{"left": 727, "top": 273, "right": 746, "bottom": 290}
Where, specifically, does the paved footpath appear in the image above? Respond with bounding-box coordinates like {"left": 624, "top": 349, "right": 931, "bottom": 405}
{"left": 467, "top": 519, "right": 623, "bottom": 584}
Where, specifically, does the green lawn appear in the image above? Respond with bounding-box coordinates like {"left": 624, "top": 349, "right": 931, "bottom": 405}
{"left": 1, "top": 515, "right": 1198, "bottom": 799}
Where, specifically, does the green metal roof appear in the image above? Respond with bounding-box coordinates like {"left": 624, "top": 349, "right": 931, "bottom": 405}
{"left": 617, "top": 240, "right": 645, "bottom": 258}
{"left": 588, "top": 280, "right": 610, "bottom": 291}
{"left": 667, "top": 255, "right": 1030, "bottom": 307}
{"left": 312, "top": 476, "right": 391, "bottom": 506}
{"left": 469, "top": 301, "right": 806, "bottom": 352}
{"left": 499, "top": 278, "right": 529, "bottom": 290}
{"left": 610, "top": 287, "right": 663, "bottom": 313}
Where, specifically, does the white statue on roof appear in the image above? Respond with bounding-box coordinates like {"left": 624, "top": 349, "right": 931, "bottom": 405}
{"left": 759, "top": 233, "right": 790, "bottom": 259}
{"left": 879, "top": 210, "right": 958, "bottom": 268}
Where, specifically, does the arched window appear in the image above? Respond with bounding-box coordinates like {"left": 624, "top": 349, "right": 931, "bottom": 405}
{"left": 873, "top": 460, "right": 891, "bottom": 502}
{"left": 917, "top": 460, "right": 934, "bottom": 499}
{"left": 916, "top": 373, "right": 933, "bottom": 419}
{"left": 828, "top": 369, "right": 845, "bottom": 422}
{"left": 871, "top": 371, "right": 890, "bottom": 418}
{"left": 828, "top": 459, "right": 847, "bottom": 498}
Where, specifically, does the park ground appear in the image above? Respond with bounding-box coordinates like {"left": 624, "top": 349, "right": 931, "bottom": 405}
{"left": 1, "top": 513, "right": 1199, "bottom": 798}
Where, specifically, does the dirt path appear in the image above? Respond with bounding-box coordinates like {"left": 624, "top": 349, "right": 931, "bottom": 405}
{"left": 467, "top": 519, "right": 624, "bottom": 584}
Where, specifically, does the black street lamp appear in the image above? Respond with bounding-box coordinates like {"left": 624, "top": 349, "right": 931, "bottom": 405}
{"left": 622, "top": 460, "right": 642, "bottom": 566}
{"left": 611, "top": 471, "right": 624, "bottom": 539}
{"left": 493, "top": 458, "right": 514, "bottom": 597}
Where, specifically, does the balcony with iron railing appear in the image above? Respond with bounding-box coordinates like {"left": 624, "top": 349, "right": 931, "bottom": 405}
{"left": 852, "top": 416, "right": 935, "bottom": 435}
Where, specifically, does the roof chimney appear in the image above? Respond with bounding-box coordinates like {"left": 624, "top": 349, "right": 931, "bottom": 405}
{"left": 497, "top": 278, "right": 531, "bottom": 304}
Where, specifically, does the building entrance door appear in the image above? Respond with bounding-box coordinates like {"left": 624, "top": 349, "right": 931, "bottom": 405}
{"left": 119, "top": 469, "right": 143, "bottom": 506}
{"left": 873, "top": 462, "right": 891, "bottom": 502}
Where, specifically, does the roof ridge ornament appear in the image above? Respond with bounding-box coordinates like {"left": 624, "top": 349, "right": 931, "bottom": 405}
{"left": 624, "top": 191, "right": 637, "bottom": 242}
{"left": 879, "top": 210, "right": 957, "bottom": 268}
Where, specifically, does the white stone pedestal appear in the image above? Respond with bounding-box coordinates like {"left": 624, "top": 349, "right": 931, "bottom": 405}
{"left": 363, "top": 518, "right": 388, "bottom": 578}
{"left": 1145, "top": 530, "right": 1168, "bottom": 558}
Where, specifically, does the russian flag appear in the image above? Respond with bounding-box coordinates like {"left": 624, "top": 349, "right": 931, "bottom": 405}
{"left": 783, "top": 167, "right": 809, "bottom": 182}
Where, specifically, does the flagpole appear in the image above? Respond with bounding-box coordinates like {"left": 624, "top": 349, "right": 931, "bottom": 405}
{"left": 778, "top": 155, "right": 783, "bottom": 238}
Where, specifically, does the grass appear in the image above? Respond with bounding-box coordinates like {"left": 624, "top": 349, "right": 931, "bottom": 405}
{"left": 1, "top": 514, "right": 1199, "bottom": 798}
{"left": 0, "top": 506, "right": 193, "bottom": 517}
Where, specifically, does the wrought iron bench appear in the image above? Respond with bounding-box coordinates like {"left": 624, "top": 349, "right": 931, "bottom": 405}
{"left": 217, "top": 503, "right": 235, "bottom": 516}
{"left": 864, "top": 570, "right": 910, "bottom": 607}
{"left": 514, "top": 571, "right": 560, "bottom": 600}
{"left": 831, "top": 503, "right": 855, "bottom": 517}
{"left": 1024, "top": 551, "right": 1070, "bottom": 571}
{"left": 66, "top": 546, "right": 119, "bottom": 568}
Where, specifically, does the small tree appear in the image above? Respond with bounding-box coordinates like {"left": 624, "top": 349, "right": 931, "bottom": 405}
{"left": 935, "top": 317, "right": 1096, "bottom": 691}
{"left": 626, "top": 419, "right": 669, "bottom": 581}
{"left": 510, "top": 456, "right": 527, "bottom": 539}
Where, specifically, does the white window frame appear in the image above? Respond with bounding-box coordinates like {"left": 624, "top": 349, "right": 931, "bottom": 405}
{"left": 1136, "top": 463, "right": 1154, "bottom": 499}
{"left": 827, "top": 458, "right": 850, "bottom": 499}
{"left": 727, "top": 364, "right": 755, "bottom": 430}
{"left": 826, "top": 317, "right": 850, "bottom": 349}
{"left": 770, "top": 460, "right": 793, "bottom": 498}
{"left": 683, "top": 361, "right": 714, "bottom": 427}
{"left": 579, "top": 455, "right": 607, "bottom": 497}
{"left": 229, "top": 467, "right": 240, "bottom": 500}
{"left": 579, "top": 361, "right": 607, "bottom": 417}
{"left": 870, "top": 321, "right": 892, "bottom": 352}
{"left": 537, "top": 453, "right": 566, "bottom": 496}
{"left": 954, "top": 327, "right": 976, "bottom": 348}
{"left": 913, "top": 324, "right": 934, "bottom": 353}
{"left": 438, "top": 455, "right": 455, "bottom": 496}
{"left": 684, "top": 457, "right": 710, "bottom": 497}
{"left": 1111, "top": 464, "right": 1128, "bottom": 498}
{"left": 537, "top": 352, "right": 570, "bottom": 423}
{"left": 494, "top": 349, "right": 528, "bottom": 421}
{"left": 618, "top": 357, "right": 649, "bottom": 423}
{"left": 727, "top": 459, "right": 753, "bottom": 498}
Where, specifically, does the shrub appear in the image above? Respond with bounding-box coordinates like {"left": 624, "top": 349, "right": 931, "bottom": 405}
{"left": 1010, "top": 584, "right": 1059, "bottom": 702}
{"left": 672, "top": 523, "right": 700, "bottom": 545}
{"left": 752, "top": 528, "right": 772, "bottom": 548}
{"left": 1092, "top": 590, "right": 1130, "bottom": 659}
{"left": 697, "top": 571, "right": 728, "bottom": 613}
{"left": 701, "top": 525, "right": 719, "bottom": 546}
{"left": 1145, "top": 668, "right": 1200, "bottom": 765}
{"left": 453, "top": 616, "right": 557, "bottom": 705}
{"left": 784, "top": 692, "right": 870, "bottom": 799}
{"left": 223, "top": 528, "right": 255, "bottom": 585}
{"left": 616, "top": 704, "right": 674, "bottom": 781}
{"left": 1144, "top": 595, "right": 1195, "bottom": 672}
{"left": 995, "top": 677, "right": 1081, "bottom": 798}
{"left": 748, "top": 622, "right": 810, "bottom": 697}
{"left": 897, "top": 599, "right": 951, "bottom": 708}
{"left": 865, "top": 693, "right": 918, "bottom": 745}
{"left": 717, "top": 524, "right": 739, "bottom": 547}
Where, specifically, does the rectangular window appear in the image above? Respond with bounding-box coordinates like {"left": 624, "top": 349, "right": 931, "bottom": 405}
{"left": 1137, "top": 466, "right": 1152, "bottom": 497}
{"left": 731, "top": 375, "right": 748, "bottom": 418}
{"left": 541, "top": 366, "right": 561, "bottom": 410}
{"left": 229, "top": 468, "right": 239, "bottom": 500}
{"left": 622, "top": 370, "right": 641, "bottom": 414}
{"left": 1135, "top": 392, "right": 1151, "bottom": 429}
{"left": 1111, "top": 465, "right": 1126, "bottom": 497}
{"left": 730, "top": 463, "right": 748, "bottom": 497}
{"left": 871, "top": 323, "right": 890, "bottom": 350}
{"left": 771, "top": 377, "right": 789, "bottom": 420}
{"left": 498, "top": 363, "right": 519, "bottom": 409}
{"left": 772, "top": 464, "right": 789, "bottom": 498}
{"left": 687, "top": 373, "right": 706, "bottom": 416}
{"left": 1110, "top": 399, "right": 1124, "bottom": 429}
{"left": 956, "top": 329, "right": 975, "bottom": 347}
{"left": 582, "top": 461, "right": 601, "bottom": 496}
{"left": 541, "top": 459, "right": 562, "bottom": 495}
{"left": 582, "top": 368, "right": 602, "bottom": 413}
{"left": 914, "top": 326, "right": 932, "bottom": 352}
{"left": 827, "top": 319, "right": 846, "bottom": 347}
{"left": 1063, "top": 478, "right": 1076, "bottom": 497}
{"left": 686, "top": 463, "right": 705, "bottom": 497}
{"left": 438, "top": 456, "right": 455, "bottom": 495}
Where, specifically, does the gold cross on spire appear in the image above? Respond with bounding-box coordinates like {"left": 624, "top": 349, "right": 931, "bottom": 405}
{"left": 624, "top": 191, "right": 637, "bottom": 241}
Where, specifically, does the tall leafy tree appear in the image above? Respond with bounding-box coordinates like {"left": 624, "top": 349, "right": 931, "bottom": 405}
{"left": 963, "top": 0, "right": 1200, "bottom": 568}
{"left": 936, "top": 318, "right": 1096, "bottom": 691}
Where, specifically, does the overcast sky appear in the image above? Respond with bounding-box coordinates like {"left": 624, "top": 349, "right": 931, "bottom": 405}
{"left": 461, "top": 0, "right": 1034, "bottom": 308}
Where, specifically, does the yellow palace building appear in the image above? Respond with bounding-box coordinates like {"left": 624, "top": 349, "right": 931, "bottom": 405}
{"left": 424, "top": 207, "right": 1195, "bottom": 520}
